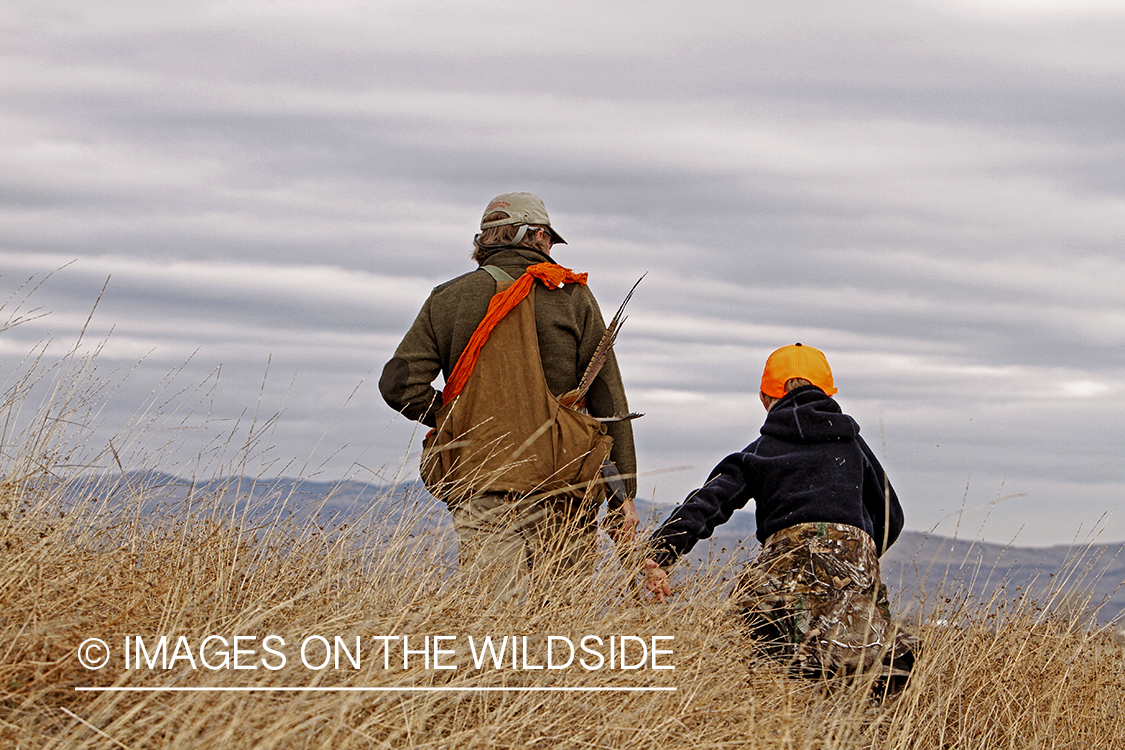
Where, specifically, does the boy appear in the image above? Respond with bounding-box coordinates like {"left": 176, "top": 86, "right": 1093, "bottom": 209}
{"left": 644, "top": 343, "right": 915, "bottom": 679}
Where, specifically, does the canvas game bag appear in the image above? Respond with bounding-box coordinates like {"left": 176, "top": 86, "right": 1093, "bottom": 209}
{"left": 420, "top": 265, "right": 612, "bottom": 505}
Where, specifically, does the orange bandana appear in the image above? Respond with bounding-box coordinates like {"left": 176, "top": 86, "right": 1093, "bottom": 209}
{"left": 442, "top": 263, "right": 587, "bottom": 403}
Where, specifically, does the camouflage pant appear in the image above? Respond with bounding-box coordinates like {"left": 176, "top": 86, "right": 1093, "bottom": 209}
{"left": 734, "top": 522, "right": 917, "bottom": 678}
{"left": 451, "top": 492, "right": 598, "bottom": 606}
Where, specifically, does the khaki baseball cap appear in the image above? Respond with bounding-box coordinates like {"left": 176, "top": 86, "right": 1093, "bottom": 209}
{"left": 760, "top": 343, "right": 838, "bottom": 399}
{"left": 480, "top": 192, "right": 566, "bottom": 245}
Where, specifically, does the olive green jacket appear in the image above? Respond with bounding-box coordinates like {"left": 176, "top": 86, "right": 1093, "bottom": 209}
{"left": 380, "top": 248, "right": 637, "bottom": 498}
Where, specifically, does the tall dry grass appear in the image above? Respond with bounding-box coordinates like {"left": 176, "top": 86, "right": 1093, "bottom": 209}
{"left": 4, "top": 474, "right": 1123, "bottom": 750}
{"left": 1, "top": 292, "right": 1123, "bottom": 749}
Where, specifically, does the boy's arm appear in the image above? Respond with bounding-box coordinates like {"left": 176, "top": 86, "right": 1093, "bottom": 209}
{"left": 648, "top": 450, "right": 756, "bottom": 570}
{"left": 857, "top": 436, "right": 904, "bottom": 554}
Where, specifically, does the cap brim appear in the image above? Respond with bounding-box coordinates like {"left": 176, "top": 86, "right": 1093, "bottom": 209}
{"left": 546, "top": 226, "right": 566, "bottom": 245}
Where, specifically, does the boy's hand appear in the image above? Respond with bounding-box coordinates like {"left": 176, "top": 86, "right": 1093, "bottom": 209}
{"left": 643, "top": 559, "right": 672, "bottom": 603}
{"left": 606, "top": 498, "right": 640, "bottom": 546}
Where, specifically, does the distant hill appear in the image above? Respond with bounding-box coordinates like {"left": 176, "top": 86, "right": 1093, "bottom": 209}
{"left": 882, "top": 530, "right": 1125, "bottom": 626}
{"left": 62, "top": 470, "right": 440, "bottom": 524}
{"left": 69, "top": 472, "right": 1125, "bottom": 624}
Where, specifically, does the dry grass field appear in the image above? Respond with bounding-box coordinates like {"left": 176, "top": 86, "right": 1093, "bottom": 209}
{"left": 1, "top": 308, "right": 1123, "bottom": 749}
{"left": 4, "top": 462, "right": 1125, "bottom": 749}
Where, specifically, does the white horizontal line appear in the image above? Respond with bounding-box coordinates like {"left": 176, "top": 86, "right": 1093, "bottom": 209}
{"left": 76, "top": 686, "right": 676, "bottom": 693}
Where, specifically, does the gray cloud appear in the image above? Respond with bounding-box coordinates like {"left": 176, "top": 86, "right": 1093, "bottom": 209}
{"left": 1, "top": 0, "right": 1123, "bottom": 544}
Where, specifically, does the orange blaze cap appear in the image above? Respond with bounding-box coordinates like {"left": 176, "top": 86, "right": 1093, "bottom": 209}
{"left": 760, "top": 343, "right": 837, "bottom": 399}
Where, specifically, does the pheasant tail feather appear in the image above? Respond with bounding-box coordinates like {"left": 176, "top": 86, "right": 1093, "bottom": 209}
{"left": 560, "top": 274, "right": 645, "bottom": 408}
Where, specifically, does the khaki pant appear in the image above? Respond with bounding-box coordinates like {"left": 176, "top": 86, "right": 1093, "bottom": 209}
{"left": 450, "top": 492, "right": 599, "bottom": 605}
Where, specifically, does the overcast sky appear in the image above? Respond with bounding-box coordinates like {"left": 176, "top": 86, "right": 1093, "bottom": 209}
{"left": 3, "top": 0, "right": 1123, "bottom": 546}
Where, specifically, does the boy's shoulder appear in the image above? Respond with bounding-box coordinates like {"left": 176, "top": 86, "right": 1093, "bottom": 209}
{"left": 761, "top": 388, "right": 860, "bottom": 445}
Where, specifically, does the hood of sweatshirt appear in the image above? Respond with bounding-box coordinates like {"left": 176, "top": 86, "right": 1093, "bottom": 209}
{"left": 758, "top": 384, "right": 859, "bottom": 445}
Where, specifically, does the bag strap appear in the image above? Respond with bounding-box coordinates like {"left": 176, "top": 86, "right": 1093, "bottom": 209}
{"left": 442, "top": 262, "right": 588, "bottom": 403}
{"left": 480, "top": 265, "right": 516, "bottom": 283}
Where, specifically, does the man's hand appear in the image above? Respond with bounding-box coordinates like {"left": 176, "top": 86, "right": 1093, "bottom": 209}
{"left": 643, "top": 558, "right": 672, "bottom": 603}
{"left": 606, "top": 498, "right": 640, "bottom": 546}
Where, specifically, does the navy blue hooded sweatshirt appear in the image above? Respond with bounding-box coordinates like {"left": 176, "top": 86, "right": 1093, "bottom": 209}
{"left": 649, "top": 384, "right": 903, "bottom": 569}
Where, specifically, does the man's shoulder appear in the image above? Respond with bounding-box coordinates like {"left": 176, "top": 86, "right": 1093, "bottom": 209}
{"left": 427, "top": 260, "right": 601, "bottom": 314}
{"left": 431, "top": 268, "right": 493, "bottom": 296}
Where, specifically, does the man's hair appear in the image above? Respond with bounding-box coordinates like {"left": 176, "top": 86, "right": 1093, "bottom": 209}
{"left": 761, "top": 377, "right": 814, "bottom": 410}
{"left": 472, "top": 211, "right": 550, "bottom": 262}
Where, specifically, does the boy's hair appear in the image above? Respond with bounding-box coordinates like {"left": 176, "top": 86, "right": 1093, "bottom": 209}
{"left": 760, "top": 377, "right": 813, "bottom": 410}
{"left": 784, "top": 377, "right": 812, "bottom": 392}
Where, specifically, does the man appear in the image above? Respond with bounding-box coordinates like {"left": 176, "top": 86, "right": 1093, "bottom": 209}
{"left": 380, "top": 191, "right": 639, "bottom": 603}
